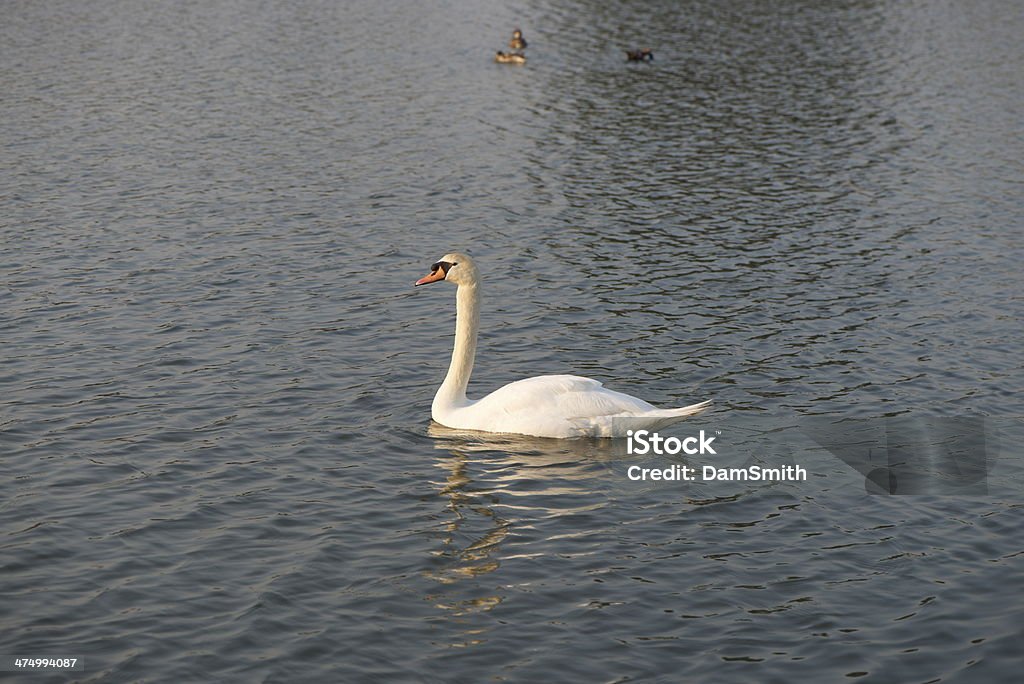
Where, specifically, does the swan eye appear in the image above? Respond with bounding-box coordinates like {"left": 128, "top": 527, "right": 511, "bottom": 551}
{"left": 431, "top": 260, "right": 457, "bottom": 275}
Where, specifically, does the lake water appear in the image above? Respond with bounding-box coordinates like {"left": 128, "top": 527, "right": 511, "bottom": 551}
{"left": 2, "top": 0, "right": 1022, "bottom": 681}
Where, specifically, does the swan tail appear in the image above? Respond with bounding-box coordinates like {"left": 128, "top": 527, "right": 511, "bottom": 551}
{"left": 638, "top": 399, "right": 714, "bottom": 431}
{"left": 578, "top": 400, "right": 713, "bottom": 437}
{"left": 664, "top": 399, "right": 714, "bottom": 417}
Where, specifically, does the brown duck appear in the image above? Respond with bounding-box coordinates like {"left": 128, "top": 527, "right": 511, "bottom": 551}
{"left": 625, "top": 48, "right": 654, "bottom": 62}
{"left": 509, "top": 29, "right": 527, "bottom": 49}
{"left": 495, "top": 51, "right": 527, "bottom": 64}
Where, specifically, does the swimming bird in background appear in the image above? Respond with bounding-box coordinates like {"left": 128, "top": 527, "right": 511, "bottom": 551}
{"left": 625, "top": 48, "right": 654, "bottom": 62}
{"left": 495, "top": 51, "right": 527, "bottom": 64}
{"left": 509, "top": 28, "right": 527, "bottom": 49}
{"left": 414, "top": 253, "right": 711, "bottom": 438}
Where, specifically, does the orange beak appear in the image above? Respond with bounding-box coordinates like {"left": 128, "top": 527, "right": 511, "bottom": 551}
{"left": 414, "top": 263, "right": 447, "bottom": 286}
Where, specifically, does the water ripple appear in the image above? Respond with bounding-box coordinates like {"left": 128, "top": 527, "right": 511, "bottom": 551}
{"left": 2, "top": 0, "right": 1022, "bottom": 681}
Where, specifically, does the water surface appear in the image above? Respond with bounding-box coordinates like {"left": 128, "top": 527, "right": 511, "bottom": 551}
{"left": 2, "top": 0, "right": 1022, "bottom": 681}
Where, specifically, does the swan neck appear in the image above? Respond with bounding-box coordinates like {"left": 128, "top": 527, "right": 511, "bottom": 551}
{"left": 439, "top": 282, "right": 479, "bottom": 404}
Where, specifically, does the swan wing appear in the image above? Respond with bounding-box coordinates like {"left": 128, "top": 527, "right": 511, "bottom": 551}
{"left": 452, "top": 375, "right": 708, "bottom": 438}
{"left": 477, "top": 374, "right": 652, "bottom": 415}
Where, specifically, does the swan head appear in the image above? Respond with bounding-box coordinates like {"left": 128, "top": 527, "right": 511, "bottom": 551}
{"left": 414, "top": 252, "right": 479, "bottom": 287}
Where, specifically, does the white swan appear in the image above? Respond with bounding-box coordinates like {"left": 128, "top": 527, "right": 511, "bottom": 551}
{"left": 415, "top": 253, "right": 711, "bottom": 438}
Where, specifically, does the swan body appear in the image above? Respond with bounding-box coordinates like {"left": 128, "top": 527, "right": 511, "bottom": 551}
{"left": 415, "top": 253, "right": 711, "bottom": 439}
{"left": 435, "top": 373, "right": 710, "bottom": 438}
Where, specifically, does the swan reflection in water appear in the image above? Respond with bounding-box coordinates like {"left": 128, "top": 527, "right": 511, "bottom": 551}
{"left": 424, "top": 423, "right": 624, "bottom": 624}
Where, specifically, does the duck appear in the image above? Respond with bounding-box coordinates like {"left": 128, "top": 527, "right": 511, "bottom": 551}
{"left": 495, "top": 51, "right": 527, "bottom": 64}
{"left": 625, "top": 48, "right": 654, "bottom": 62}
{"left": 414, "top": 253, "right": 712, "bottom": 438}
{"left": 509, "top": 29, "right": 527, "bottom": 49}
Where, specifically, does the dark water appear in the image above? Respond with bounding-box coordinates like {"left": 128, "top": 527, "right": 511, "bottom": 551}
{"left": 2, "top": 0, "right": 1022, "bottom": 681}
